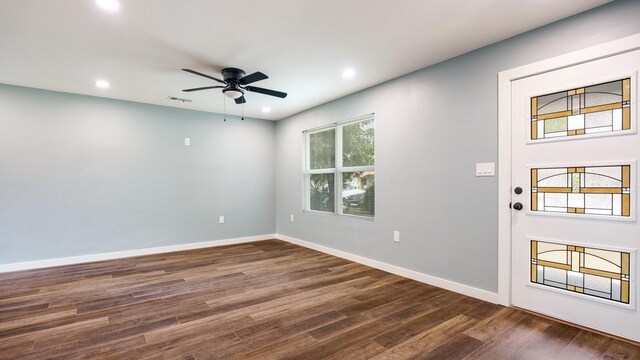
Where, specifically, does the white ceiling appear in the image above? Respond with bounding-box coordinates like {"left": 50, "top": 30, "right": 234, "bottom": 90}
{"left": 0, "top": 0, "right": 610, "bottom": 120}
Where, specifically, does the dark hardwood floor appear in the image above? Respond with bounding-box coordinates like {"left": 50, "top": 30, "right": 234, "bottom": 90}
{"left": 0, "top": 240, "right": 638, "bottom": 359}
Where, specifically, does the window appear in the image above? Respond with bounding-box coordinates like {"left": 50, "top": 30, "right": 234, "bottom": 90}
{"left": 304, "top": 114, "right": 375, "bottom": 217}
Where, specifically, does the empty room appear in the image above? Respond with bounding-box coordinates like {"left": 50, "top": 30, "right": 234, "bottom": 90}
{"left": 1, "top": 0, "right": 640, "bottom": 358}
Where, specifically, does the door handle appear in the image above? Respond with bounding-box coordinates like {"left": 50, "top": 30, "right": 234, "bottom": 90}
{"left": 514, "top": 187, "right": 523, "bottom": 194}
{"left": 513, "top": 202, "right": 523, "bottom": 211}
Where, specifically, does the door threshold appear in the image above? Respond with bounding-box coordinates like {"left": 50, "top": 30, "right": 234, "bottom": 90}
{"left": 513, "top": 306, "right": 640, "bottom": 347}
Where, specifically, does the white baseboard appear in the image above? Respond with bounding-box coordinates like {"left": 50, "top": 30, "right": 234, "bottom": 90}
{"left": 275, "top": 233, "right": 500, "bottom": 304}
{"left": 1, "top": 232, "right": 500, "bottom": 304}
{"left": 0, "top": 234, "right": 276, "bottom": 273}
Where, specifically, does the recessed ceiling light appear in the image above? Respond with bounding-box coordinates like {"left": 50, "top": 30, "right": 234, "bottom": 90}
{"left": 262, "top": 107, "right": 271, "bottom": 113}
{"left": 95, "top": 0, "right": 119, "bottom": 12}
{"left": 95, "top": 79, "right": 110, "bottom": 89}
{"left": 342, "top": 68, "right": 356, "bottom": 79}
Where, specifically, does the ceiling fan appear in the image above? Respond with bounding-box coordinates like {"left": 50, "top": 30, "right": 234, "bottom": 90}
{"left": 181, "top": 68, "right": 287, "bottom": 104}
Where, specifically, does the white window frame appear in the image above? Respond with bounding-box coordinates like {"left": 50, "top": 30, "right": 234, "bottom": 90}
{"left": 303, "top": 113, "right": 375, "bottom": 218}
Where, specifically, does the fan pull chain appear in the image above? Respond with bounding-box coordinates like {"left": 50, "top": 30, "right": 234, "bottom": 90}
{"left": 223, "top": 96, "right": 226, "bottom": 122}
{"left": 242, "top": 104, "right": 244, "bottom": 120}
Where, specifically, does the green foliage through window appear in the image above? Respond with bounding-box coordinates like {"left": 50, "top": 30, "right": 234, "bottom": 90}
{"left": 343, "top": 119, "right": 374, "bottom": 167}
{"left": 310, "top": 174, "right": 335, "bottom": 212}
{"left": 309, "top": 129, "right": 335, "bottom": 170}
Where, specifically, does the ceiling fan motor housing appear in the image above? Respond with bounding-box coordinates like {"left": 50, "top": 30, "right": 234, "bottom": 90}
{"left": 221, "top": 68, "right": 246, "bottom": 82}
{"left": 221, "top": 68, "right": 246, "bottom": 99}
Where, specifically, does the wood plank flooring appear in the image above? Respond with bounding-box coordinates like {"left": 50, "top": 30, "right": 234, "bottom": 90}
{"left": 0, "top": 239, "right": 638, "bottom": 359}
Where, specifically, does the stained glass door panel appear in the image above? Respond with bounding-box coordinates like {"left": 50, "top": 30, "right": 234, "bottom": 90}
{"left": 531, "top": 78, "right": 631, "bottom": 140}
{"left": 530, "top": 165, "right": 631, "bottom": 218}
{"left": 531, "top": 240, "right": 631, "bottom": 304}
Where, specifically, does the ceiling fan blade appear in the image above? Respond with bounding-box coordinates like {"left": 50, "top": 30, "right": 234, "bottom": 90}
{"left": 181, "top": 69, "right": 226, "bottom": 84}
{"left": 182, "top": 86, "right": 225, "bottom": 92}
{"left": 245, "top": 86, "right": 287, "bottom": 98}
{"left": 238, "top": 72, "right": 268, "bottom": 85}
{"left": 235, "top": 95, "right": 247, "bottom": 104}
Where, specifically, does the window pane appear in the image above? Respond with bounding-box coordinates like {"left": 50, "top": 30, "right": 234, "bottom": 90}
{"left": 531, "top": 165, "right": 630, "bottom": 218}
{"left": 342, "top": 172, "right": 374, "bottom": 217}
{"left": 309, "top": 129, "right": 335, "bottom": 169}
{"left": 531, "top": 240, "right": 630, "bottom": 304}
{"left": 343, "top": 119, "right": 374, "bottom": 167}
{"left": 530, "top": 78, "right": 631, "bottom": 140}
{"left": 310, "top": 174, "right": 335, "bottom": 212}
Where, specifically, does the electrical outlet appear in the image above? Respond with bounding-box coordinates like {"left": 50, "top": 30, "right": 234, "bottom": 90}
{"left": 219, "top": 216, "right": 224, "bottom": 224}
{"left": 290, "top": 214, "right": 294, "bottom": 222}
{"left": 394, "top": 231, "right": 400, "bottom": 242}
{"left": 184, "top": 137, "right": 190, "bottom": 146}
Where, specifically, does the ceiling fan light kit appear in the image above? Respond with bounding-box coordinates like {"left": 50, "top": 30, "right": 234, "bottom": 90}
{"left": 223, "top": 88, "right": 244, "bottom": 99}
{"left": 182, "top": 67, "right": 287, "bottom": 105}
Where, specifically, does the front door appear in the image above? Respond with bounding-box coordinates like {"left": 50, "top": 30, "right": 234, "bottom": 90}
{"left": 511, "top": 49, "right": 639, "bottom": 341}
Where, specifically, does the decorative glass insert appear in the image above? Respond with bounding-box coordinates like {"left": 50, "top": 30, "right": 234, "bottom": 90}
{"left": 531, "top": 78, "right": 631, "bottom": 140}
{"left": 531, "top": 165, "right": 631, "bottom": 217}
{"left": 531, "top": 240, "right": 631, "bottom": 304}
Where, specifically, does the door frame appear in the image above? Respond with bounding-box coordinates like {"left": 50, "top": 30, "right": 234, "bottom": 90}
{"left": 497, "top": 33, "right": 640, "bottom": 307}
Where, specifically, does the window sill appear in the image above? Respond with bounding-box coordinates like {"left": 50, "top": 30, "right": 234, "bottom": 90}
{"left": 303, "top": 209, "right": 375, "bottom": 221}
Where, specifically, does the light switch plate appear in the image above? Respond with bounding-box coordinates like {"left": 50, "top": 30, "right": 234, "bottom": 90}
{"left": 184, "top": 138, "right": 190, "bottom": 146}
{"left": 476, "top": 162, "right": 495, "bottom": 177}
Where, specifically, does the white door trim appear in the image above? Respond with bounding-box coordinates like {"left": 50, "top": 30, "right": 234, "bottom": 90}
{"left": 497, "top": 33, "right": 640, "bottom": 307}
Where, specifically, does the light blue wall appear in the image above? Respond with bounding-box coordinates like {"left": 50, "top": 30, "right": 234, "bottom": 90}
{"left": 0, "top": 85, "right": 275, "bottom": 264}
{"left": 2, "top": 1, "right": 639, "bottom": 283}
{"left": 275, "top": 0, "right": 640, "bottom": 292}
